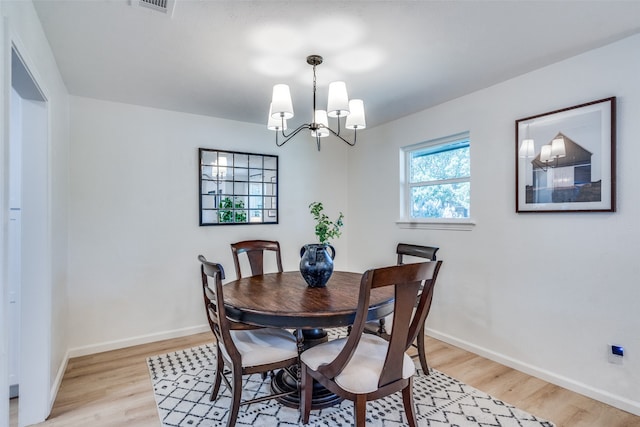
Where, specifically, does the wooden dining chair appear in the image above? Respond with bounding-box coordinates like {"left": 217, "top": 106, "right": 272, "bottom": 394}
{"left": 364, "top": 243, "right": 439, "bottom": 375}
{"left": 300, "top": 261, "right": 443, "bottom": 427}
{"left": 230, "top": 240, "right": 283, "bottom": 279}
{"left": 198, "top": 255, "right": 299, "bottom": 427}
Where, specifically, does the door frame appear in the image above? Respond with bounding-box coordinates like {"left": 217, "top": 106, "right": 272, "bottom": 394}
{"left": 1, "top": 20, "right": 53, "bottom": 426}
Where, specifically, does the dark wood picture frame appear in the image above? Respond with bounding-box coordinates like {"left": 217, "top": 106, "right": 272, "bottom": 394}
{"left": 515, "top": 97, "right": 616, "bottom": 213}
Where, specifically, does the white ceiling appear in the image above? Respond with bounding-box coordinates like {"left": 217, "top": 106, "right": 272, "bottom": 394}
{"left": 32, "top": 0, "right": 640, "bottom": 129}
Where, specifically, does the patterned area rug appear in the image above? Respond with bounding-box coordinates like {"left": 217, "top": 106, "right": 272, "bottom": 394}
{"left": 147, "top": 337, "right": 555, "bottom": 426}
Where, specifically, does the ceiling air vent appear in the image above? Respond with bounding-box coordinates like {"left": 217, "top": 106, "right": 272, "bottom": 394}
{"left": 131, "top": 0, "right": 176, "bottom": 17}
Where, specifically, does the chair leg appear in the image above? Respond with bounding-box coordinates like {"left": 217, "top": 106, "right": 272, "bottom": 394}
{"left": 300, "top": 364, "right": 313, "bottom": 424}
{"left": 354, "top": 394, "right": 367, "bottom": 427}
{"left": 210, "top": 347, "right": 224, "bottom": 401}
{"left": 225, "top": 367, "right": 243, "bottom": 427}
{"left": 377, "top": 317, "right": 387, "bottom": 335}
{"left": 416, "top": 323, "right": 429, "bottom": 375}
{"left": 401, "top": 377, "right": 417, "bottom": 427}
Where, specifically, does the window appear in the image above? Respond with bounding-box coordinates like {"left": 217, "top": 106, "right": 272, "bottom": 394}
{"left": 401, "top": 132, "right": 470, "bottom": 222}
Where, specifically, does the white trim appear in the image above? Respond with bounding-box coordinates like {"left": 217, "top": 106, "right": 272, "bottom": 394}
{"left": 426, "top": 327, "right": 640, "bottom": 417}
{"left": 7, "top": 30, "right": 53, "bottom": 426}
{"left": 67, "top": 324, "right": 210, "bottom": 358}
{"left": 50, "top": 351, "right": 69, "bottom": 410}
{"left": 402, "top": 131, "right": 470, "bottom": 152}
{"left": 50, "top": 325, "right": 210, "bottom": 411}
{"left": 396, "top": 219, "right": 475, "bottom": 231}
{"left": 0, "top": 15, "right": 11, "bottom": 427}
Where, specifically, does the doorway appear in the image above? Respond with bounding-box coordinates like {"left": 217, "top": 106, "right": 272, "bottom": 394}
{"left": 7, "top": 44, "right": 51, "bottom": 427}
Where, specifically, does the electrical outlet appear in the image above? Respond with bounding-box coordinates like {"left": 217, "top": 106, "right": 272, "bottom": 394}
{"left": 608, "top": 344, "right": 624, "bottom": 364}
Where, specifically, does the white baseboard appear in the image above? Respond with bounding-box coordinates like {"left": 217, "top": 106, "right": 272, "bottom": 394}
{"left": 48, "top": 324, "right": 210, "bottom": 413}
{"left": 47, "top": 324, "right": 209, "bottom": 415}
{"left": 50, "top": 350, "right": 69, "bottom": 413}
{"left": 67, "top": 324, "right": 210, "bottom": 359}
{"left": 426, "top": 327, "right": 640, "bottom": 417}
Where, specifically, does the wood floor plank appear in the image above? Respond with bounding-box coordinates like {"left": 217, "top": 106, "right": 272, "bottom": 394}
{"left": 12, "top": 332, "right": 638, "bottom": 427}
{"left": 422, "top": 337, "right": 640, "bottom": 427}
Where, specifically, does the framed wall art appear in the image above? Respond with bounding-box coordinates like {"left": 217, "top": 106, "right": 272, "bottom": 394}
{"left": 515, "top": 97, "right": 616, "bottom": 213}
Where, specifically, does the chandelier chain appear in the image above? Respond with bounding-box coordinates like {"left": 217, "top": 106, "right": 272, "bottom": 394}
{"left": 312, "top": 63, "right": 317, "bottom": 128}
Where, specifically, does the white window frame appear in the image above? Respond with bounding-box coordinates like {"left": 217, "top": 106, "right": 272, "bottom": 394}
{"left": 398, "top": 132, "right": 475, "bottom": 231}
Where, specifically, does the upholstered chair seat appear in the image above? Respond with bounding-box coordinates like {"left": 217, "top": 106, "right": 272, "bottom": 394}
{"left": 301, "top": 333, "right": 415, "bottom": 394}
{"left": 223, "top": 328, "right": 298, "bottom": 367}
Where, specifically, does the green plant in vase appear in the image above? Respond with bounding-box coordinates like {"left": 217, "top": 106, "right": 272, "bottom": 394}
{"left": 309, "top": 201, "right": 344, "bottom": 245}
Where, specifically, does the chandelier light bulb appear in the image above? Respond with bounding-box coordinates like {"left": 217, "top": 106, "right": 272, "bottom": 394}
{"left": 345, "top": 99, "right": 366, "bottom": 129}
{"left": 551, "top": 136, "right": 566, "bottom": 158}
{"left": 311, "top": 110, "right": 330, "bottom": 137}
{"left": 271, "top": 84, "right": 294, "bottom": 119}
{"left": 327, "top": 81, "right": 350, "bottom": 118}
{"left": 540, "top": 145, "right": 552, "bottom": 163}
{"left": 267, "top": 103, "right": 287, "bottom": 130}
{"left": 519, "top": 139, "right": 534, "bottom": 158}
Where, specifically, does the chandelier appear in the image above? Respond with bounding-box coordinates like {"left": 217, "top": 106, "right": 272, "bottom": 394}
{"left": 537, "top": 135, "right": 567, "bottom": 171}
{"left": 267, "top": 55, "right": 366, "bottom": 151}
{"left": 519, "top": 125, "right": 567, "bottom": 172}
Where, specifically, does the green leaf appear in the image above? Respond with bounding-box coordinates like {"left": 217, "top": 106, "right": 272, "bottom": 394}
{"left": 309, "top": 202, "right": 344, "bottom": 245}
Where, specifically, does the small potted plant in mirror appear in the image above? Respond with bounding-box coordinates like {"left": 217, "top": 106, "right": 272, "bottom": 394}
{"left": 300, "top": 202, "right": 344, "bottom": 287}
{"left": 219, "top": 197, "right": 247, "bottom": 223}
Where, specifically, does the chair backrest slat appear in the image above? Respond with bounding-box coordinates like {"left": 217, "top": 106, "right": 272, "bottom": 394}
{"left": 379, "top": 277, "right": 422, "bottom": 386}
{"left": 396, "top": 243, "right": 440, "bottom": 319}
{"left": 198, "top": 255, "right": 242, "bottom": 362}
{"left": 396, "top": 243, "right": 439, "bottom": 265}
{"left": 231, "top": 240, "right": 283, "bottom": 279}
{"left": 374, "top": 262, "right": 442, "bottom": 388}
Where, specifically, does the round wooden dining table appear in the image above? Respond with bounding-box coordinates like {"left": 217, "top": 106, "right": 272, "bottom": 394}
{"left": 222, "top": 270, "right": 395, "bottom": 409}
{"left": 222, "top": 271, "right": 394, "bottom": 329}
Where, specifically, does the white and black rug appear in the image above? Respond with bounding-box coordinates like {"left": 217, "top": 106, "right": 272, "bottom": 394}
{"left": 148, "top": 339, "right": 555, "bottom": 427}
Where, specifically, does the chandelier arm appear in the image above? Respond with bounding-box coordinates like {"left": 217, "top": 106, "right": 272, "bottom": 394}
{"left": 276, "top": 123, "right": 311, "bottom": 147}
{"left": 532, "top": 159, "right": 549, "bottom": 172}
{"left": 323, "top": 125, "right": 357, "bottom": 147}
{"left": 279, "top": 120, "right": 310, "bottom": 139}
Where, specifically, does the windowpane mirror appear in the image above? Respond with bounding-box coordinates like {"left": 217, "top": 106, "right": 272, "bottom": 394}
{"left": 199, "top": 148, "right": 278, "bottom": 225}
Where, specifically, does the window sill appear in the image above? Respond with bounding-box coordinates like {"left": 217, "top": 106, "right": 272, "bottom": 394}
{"left": 396, "top": 219, "right": 476, "bottom": 231}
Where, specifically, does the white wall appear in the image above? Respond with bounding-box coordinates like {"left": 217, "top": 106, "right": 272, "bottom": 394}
{"left": 348, "top": 34, "right": 640, "bottom": 415}
{"left": 67, "top": 96, "right": 350, "bottom": 354}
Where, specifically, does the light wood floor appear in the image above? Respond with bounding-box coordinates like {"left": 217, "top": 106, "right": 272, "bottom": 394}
{"left": 11, "top": 332, "right": 638, "bottom": 427}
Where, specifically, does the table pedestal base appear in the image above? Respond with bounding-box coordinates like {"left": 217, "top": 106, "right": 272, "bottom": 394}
{"left": 271, "top": 328, "right": 343, "bottom": 409}
{"left": 271, "top": 367, "right": 342, "bottom": 409}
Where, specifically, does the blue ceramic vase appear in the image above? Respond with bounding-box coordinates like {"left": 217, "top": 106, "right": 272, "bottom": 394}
{"left": 299, "top": 244, "right": 335, "bottom": 287}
